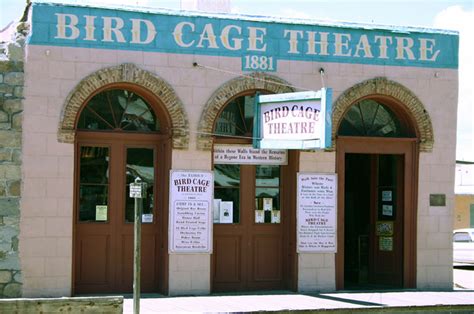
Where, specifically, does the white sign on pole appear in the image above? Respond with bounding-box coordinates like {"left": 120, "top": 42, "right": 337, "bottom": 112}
{"left": 213, "top": 144, "right": 287, "bottom": 165}
{"left": 297, "top": 173, "right": 337, "bottom": 253}
{"left": 169, "top": 170, "right": 213, "bottom": 253}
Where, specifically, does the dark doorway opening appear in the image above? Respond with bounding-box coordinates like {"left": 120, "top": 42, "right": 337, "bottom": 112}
{"left": 344, "top": 153, "right": 404, "bottom": 290}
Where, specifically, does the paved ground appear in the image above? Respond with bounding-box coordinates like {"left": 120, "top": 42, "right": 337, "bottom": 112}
{"left": 123, "top": 290, "right": 474, "bottom": 313}
{"left": 454, "top": 265, "right": 474, "bottom": 289}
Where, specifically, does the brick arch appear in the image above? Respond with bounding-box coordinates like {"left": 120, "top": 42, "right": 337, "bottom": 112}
{"left": 197, "top": 73, "right": 295, "bottom": 150}
{"left": 332, "top": 77, "right": 434, "bottom": 152}
{"left": 58, "top": 63, "right": 189, "bottom": 149}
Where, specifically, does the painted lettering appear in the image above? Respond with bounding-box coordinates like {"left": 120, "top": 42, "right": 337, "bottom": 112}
{"left": 173, "top": 21, "right": 195, "bottom": 47}
{"left": 55, "top": 13, "right": 80, "bottom": 40}
{"left": 396, "top": 37, "right": 415, "bottom": 60}
{"left": 130, "top": 19, "right": 157, "bottom": 44}
{"left": 284, "top": 29, "right": 303, "bottom": 54}
{"left": 306, "top": 31, "right": 329, "bottom": 55}
{"left": 247, "top": 27, "right": 267, "bottom": 52}
{"left": 84, "top": 15, "right": 97, "bottom": 41}
{"left": 197, "top": 23, "right": 219, "bottom": 48}
{"left": 353, "top": 35, "right": 373, "bottom": 58}
{"left": 220, "top": 25, "right": 243, "bottom": 50}
{"left": 334, "top": 33, "right": 352, "bottom": 56}
{"left": 374, "top": 35, "right": 393, "bottom": 59}
{"left": 102, "top": 17, "right": 126, "bottom": 43}
{"left": 419, "top": 38, "right": 440, "bottom": 61}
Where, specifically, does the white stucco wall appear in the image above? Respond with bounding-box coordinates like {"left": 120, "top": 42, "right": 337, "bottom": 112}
{"left": 19, "top": 41, "right": 457, "bottom": 296}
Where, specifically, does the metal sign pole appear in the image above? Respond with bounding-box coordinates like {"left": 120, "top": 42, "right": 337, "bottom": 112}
{"left": 130, "top": 177, "right": 146, "bottom": 314}
{"left": 134, "top": 195, "right": 142, "bottom": 314}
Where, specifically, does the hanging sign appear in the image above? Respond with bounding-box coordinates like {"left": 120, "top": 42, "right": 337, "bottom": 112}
{"left": 213, "top": 144, "right": 287, "bottom": 165}
{"left": 297, "top": 173, "right": 337, "bottom": 253}
{"left": 253, "top": 89, "right": 332, "bottom": 150}
{"left": 169, "top": 170, "right": 213, "bottom": 253}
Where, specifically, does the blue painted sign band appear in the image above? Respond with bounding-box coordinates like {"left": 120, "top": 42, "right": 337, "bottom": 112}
{"left": 28, "top": 3, "right": 459, "bottom": 69}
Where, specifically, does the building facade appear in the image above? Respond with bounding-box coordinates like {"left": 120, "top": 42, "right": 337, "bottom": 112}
{"left": 454, "top": 162, "right": 474, "bottom": 229}
{"left": 9, "top": 2, "right": 460, "bottom": 297}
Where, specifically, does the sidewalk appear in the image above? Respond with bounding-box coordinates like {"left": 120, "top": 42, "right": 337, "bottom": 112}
{"left": 123, "top": 290, "right": 474, "bottom": 313}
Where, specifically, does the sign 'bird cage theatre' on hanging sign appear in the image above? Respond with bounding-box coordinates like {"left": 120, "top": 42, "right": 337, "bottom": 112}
{"left": 253, "top": 89, "right": 333, "bottom": 150}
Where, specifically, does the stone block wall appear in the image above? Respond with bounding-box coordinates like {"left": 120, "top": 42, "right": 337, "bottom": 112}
{"left": 0, "top": 22, "right": 26, "bottom": 298}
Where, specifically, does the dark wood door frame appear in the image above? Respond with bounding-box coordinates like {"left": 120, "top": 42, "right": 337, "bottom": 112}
{"left": 72, "top": 132, "right": 171, "bottom": 295}
{"left": 210, "top": 139, "right": 299, "bottom": 292}
{"left": 335, "top": 136, "right": 418, "bottom": 289}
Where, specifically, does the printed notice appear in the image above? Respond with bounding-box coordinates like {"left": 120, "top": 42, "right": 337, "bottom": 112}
{"left": 213, "top": 144, "right": 287, "bottom": 165}
{"left": 169, "top": 170, "right": 213, "bottom": 253}
{"left": 297, "top": 173, "right": 337, "bottom": 253}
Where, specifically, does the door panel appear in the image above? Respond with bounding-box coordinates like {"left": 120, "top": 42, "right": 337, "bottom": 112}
{"left": 336, "top": 137, "right": 417, "bottom": 290}
{"left": 212, "top": 164, "right": 288, "bottom": 292}
{"left": 369, "top": 155, "right": 403, "bottom": 287}
{"left": 74, "top": 134, "right": 165, "bottom": 294}
{"left": 252, "top": 235, "right": 282, "bottom": 281}
{"left": 118, "top": 234, "right": 157, "bottom": 291}
{"left": 213, "top": 235, "right": 242, "bottom": 284}
{"left": 77, "top": 235, "right": 111, "bottom": 285}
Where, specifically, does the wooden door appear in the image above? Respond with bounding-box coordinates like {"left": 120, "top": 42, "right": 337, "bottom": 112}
{"left": 212, "top": 163, "right": 292, "bottom": 291}
{"left": 74, "top": 133, "right": 166, "bottom": 294}
{"left": 368, "top": 154, "right": 404, "bottom": 287}
{"left": 336, "top": 136, "right": 417, "bottom": 290}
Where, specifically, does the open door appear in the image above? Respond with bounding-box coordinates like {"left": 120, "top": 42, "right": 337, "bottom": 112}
{"left": 336, "top": 137, "right": 417, "bottom": 290}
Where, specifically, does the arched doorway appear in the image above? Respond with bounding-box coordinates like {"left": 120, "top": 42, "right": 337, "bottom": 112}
{"left": 211, "top": 91, "right": 298, "bottom": 292}
{"left": 73, "top": 85, "right": 171, "bottom": 294}
{"left": 335, "top": 95, "right": 419, "bottom": 290}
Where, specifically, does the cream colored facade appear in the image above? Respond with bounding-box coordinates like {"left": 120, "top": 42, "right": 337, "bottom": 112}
{"left": 16, "top": 3, "right": 458, "bottom": 297}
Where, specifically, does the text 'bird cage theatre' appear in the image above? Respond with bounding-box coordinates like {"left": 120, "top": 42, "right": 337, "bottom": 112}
{"left": 6, "top": 1, "right": 459, "bottom": 297}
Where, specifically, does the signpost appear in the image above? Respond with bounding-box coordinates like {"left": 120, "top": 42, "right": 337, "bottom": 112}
{"left": 129, "top": 177, "right": 147, "bottom": 314}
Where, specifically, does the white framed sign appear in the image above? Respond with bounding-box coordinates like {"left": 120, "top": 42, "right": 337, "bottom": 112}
{"left": 213, "top": 144, "right": 287, "bottom": 165}
{"left": 297, "top": 173, "right": 337, "bottom": 253}
{"left": 169, "top": 170, "right": 213, "bottom": 253}
{"left": 253, "top": 89, "right": 332, "bottom": 150}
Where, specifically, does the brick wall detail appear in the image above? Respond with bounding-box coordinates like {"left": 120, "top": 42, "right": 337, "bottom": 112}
{"left": 332, "top": 77, "right": 434, "bottom": 152}
{"left": 58, "top": 63, "right": 189, "bottom": 149}
{"left": 197, "top": 72, "right": 295, "bottom": 151}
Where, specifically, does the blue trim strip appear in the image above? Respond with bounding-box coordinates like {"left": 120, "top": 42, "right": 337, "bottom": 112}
{"left": 325, "top": 88, "right": 333, "bottom": 149}
{"left": 29, "top": 3, "right": 459, "bottom": 69}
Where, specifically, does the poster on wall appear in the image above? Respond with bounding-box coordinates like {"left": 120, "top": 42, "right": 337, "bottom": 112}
{"left": 169, "top": 170, "right": 213, "bottom": 253}
{"left": 297, "top": 173, "right": 337, "bottom": 253}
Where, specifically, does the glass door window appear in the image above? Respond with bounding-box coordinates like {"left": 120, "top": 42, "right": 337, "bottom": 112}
{"left": 78, "top": 146, "right": 110, "bottom": 222}
{"left": 255, "top": 165, "right": 281, "bottom": 224}
{"left": 125, "top": 148, "right": 155, "bottom": 223}
{"left": 213, "top": 164, "right": 240, "bottom": 224}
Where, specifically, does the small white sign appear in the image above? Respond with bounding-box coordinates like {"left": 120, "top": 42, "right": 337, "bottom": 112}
{"left": 142, "top": 213, "right": 153, "bottom": 223}
{"left": 219, "top": 201, "right": 233, "bottom": 223}
{"left": 382, "top": 204, "right": 393, "bottom": 216}
{"left": 382, "top": 190, "right": 392, "bottom": 202}
{"left": 214, "top": 144, "right": 287, "bottom": 165}
{"left": 297, "top": 173, "right": 337, "bottom": 253}
{"left": 95, "top": 205, "right": 107, "bottom": 221}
